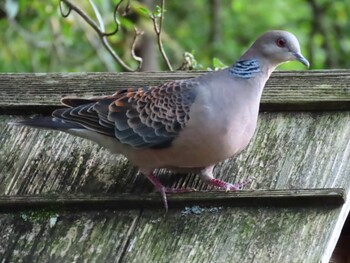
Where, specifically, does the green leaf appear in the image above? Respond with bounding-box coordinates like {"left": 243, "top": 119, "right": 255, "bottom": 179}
{"left": 153, "top": 5, "right": 162, "bottom": 18}
{"left": 212, "top": 57, "right": 227, "bottom": 70}
{"left": 119, "top": 17, "right": 134, "bottom": 30}
{"left": 138, "top": 7, "right": 151, "bottom": 17}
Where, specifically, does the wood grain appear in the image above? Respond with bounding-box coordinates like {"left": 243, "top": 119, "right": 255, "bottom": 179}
{"left": 1, "top": 70, "right": 350, "bottom": 113}
{"left": 3, "top": 112, "right": 350, "bottom": 196}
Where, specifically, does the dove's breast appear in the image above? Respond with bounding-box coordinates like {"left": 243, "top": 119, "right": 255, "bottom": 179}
{"left": 125, "top": 75, "right": 264, "bottom": 169}
{"left": 171, "top": 84, "right": 260, "bottom": 165}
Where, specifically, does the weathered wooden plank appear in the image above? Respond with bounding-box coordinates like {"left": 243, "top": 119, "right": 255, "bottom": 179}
{"left": 0, "top": 207, "right": 339, "bottom": 263}
{"left": 2, "top": 111, "right": 350, "bottom": 262}
{"left": 0, "top": 189, "right": 344, "bottom": 212}
{"left": 0, "top": 211, "right": 141, "bottom": 263}
{"left": 2, "top": 83, "right": 350, "bottom": 263}
{"left": 125, "top": 207, "right": 343, "bottom": 263}
{"left": 3, "top": 112, "right": 350, "bottom": 196}
{"left": 1, "top": 70, "right": 350, "bottom": 112}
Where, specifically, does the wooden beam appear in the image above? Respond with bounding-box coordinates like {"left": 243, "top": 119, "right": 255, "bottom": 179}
{"left": 0, "top": 188, "right": 345, "bottom": 212}
{"left": 1, "top": 70, "right": 350, "bottom": 113}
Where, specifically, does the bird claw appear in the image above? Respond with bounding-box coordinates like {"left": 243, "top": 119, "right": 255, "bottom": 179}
{"left": 209, "top": 177, "right": 252, "bottom": 192}
{"left": 158, "top": 186, "right": 197, "bottom": 211}
{"left": 230, "top": 179, "right": 252, "bottom": 191}
{"left": 144, "top": 171, "right": 197, "bottom": 211}
{"left": 158, "top": 187, "right": 169, "bottom": 212}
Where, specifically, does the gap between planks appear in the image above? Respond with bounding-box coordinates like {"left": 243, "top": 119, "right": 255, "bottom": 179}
{"left": 0, "top": 188, "right": 345, "bottom": 212}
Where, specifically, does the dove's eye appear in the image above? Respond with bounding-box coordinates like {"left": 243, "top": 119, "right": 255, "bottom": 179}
{"left": 276, "top": 38, "right": 286, "bottom": 48}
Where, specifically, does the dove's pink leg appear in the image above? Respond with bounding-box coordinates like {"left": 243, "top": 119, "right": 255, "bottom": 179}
{"left": 200, "top": 166, "right": 251, "bottom": 191}
{"left": 144, "top": 171, "right": 195, "bottom": 211}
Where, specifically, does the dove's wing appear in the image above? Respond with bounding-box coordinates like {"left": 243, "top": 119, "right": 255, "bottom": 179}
{"left": 53, "top": 79, "right": 198, "bottom": 149}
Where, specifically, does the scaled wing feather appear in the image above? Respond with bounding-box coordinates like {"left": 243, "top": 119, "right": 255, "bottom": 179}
{"left": 53, "top": 80, "right": 198, "bottom": 149}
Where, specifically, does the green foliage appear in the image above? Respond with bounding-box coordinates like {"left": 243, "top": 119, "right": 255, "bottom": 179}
{"left": 212, "top": 57, "right": 227, "bottom": 70}
{"left": 153, "top": 5, "right": 163, "bottom": 18}
{"left": 138, "top": 6, "right": 151, "bottom": 17}
{"left": 0, "top": 0, "right": 349, "bottom": 72}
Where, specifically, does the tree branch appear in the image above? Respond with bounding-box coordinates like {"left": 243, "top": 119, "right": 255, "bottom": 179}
{"left": 59, "top": 0, "right": 142, "bottom": 72}
{"left": 150, "top": 0, "right": 173, "bottom": 71}
{"left": 131, "top": 27, "right": 144, "bottom": 68}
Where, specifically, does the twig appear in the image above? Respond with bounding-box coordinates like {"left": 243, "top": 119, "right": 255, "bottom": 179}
{"left": 131, "top": 27, "right": 144, "bottom": 69}
{"left": 77, "top": 16, "right": 117, "bottom": 72}
{"left": 59, "top": 0, "right": 142, "bottom": 72}
{"left": 150, "top": 0, "right": 173, "bottom": 71}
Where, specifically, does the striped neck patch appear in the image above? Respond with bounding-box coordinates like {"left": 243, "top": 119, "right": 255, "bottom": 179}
{"left": 229, "top": 58, "right": 261, "bottom": 79}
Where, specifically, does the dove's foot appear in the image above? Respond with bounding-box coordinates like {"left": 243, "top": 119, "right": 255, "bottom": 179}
{"left": 199, "top": 165, "right": 252, "bottom": 191}
{"left": 144, "top": 172, "right": 195, "bottom": 211}
{"left": 157, "top": 186, "right": 196, "bottom": 211}
{"left": 207, "top": 178, "right": 252, "bottom": 191}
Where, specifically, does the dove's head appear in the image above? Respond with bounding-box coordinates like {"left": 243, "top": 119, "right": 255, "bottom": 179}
{"left": 243, "top": 30, "right": 309, "bottom": 68}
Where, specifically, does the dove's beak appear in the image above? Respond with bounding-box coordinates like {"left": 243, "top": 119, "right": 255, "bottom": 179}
{"left": 292, "top": 52, "right": 310, "bottom": 68}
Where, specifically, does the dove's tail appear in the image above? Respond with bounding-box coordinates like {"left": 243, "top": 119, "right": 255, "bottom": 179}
{"left": 9, "top": 117, "right": 119, "bottom": 152}
{"left": 9, "top": 117, "right": 82, "bottom": 130}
